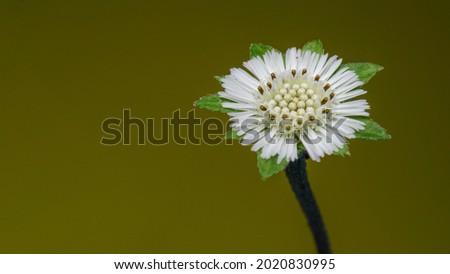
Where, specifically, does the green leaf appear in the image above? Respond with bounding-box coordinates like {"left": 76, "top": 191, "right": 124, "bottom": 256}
{"left": 352, "top": 116, "right": 391, "bottom": 140}
{"left": 249, "top": 43, "right": 275, "bottom": 58}
{"left": 224, "top": 129, "right": 242, "bottom": 140}
{"left": 257, "top": 151, "right": 289, "bottom": 180}
{"left": 340, "top": 63, "right": 383, "bottom": 84}
{"left": 302, "top": 40, "right": 324, "bottom": 54}
{"left": 333, "top": 144, "right": 350, "bottom": 157}
{"left": 193, "top": 94, "right": 233, "bottom": 113}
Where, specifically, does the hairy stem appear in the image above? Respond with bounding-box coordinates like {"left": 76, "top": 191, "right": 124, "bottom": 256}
{"left": 285, "top": 151, "right": 332, "bottom": 254}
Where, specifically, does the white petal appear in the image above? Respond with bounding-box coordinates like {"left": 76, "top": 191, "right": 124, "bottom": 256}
{"left": 328, "top": 70, "right": 355, "bottom": 86}
{"left": 222, "top": 102, "right": 256, "bottom": 110}
{"left": 276, "top": 137, "right": 288, "bottom": 163}
{"left": 301, "top": 134, "right": 321, "bottom": 162}
{"left": 305, "top": 52, "right": 320, "bottom": 73}
{"left": 230, "top": 68, "right": 260, "bottom": 90}
{"left": 221, "top": 76, "right": 257, "bottom": 99}
{"left": 326, "top": 68, "right": 349, "bottom": 85}
{"left": 285, "top": 47, "right": 300, "bottom": 71}
{"left": 218, "top": 91, "right": 254, "bottom": 104}
{"left": 286, "top": 142, "right": 298, "bottom": 162}
{"left": 243, "top": 57, "right": 270, "bottom": 81}
{"left": 335, "top": 89, "right": 367, "bottom": 101}
{"left": 312, "top": 53, "right": 329, "bottom": 77}
{"left": 334, "top": 80, "right": 364, "bottom": 95}
{"left": 251, "top": 131, "right": 270, "bottom": 152}
{"left": 298, "top": 50, "right": 311, "bottom": 71}
{"left": 263, "top": 50, "right": 285, "bottom": 75}
{"left": 320, "top": 56, "right": 342, "bottom": 81}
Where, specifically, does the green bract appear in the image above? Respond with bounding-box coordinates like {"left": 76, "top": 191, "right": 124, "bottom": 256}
{"left": 249, "top": 43, "right": 276, "bottom": 58}
{"left": 193, "top": 94, "right": 232, "bottom": 113}
{"left": 302, "top": 39, "right": 324, "bottom": 55}
{"left": 257, "top": 151, "right": 288, "bottom": 180}
{"left": 194, "top": 40, "right": 390, "bottom": 179}
{"left": 340, "top": 63, "right": 384, "bottom": 84}
{"left": 352, "top": 116, "right": 391, "bottom": 140}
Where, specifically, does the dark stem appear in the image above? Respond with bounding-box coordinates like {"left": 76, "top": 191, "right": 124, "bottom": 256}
{"left": 285, "top": 151, "right": 332, "bottom": 254}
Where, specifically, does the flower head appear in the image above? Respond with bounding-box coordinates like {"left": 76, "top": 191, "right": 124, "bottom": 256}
{"left": 194, "top": 41, "right": 389, "bottom": 179}
{"left": 220, "top": 47, "right": 369, "bottom": 162}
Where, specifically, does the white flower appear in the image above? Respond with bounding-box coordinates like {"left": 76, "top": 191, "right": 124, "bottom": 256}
{"left": 219, "top": 48, "right": 370, "bottom": 162}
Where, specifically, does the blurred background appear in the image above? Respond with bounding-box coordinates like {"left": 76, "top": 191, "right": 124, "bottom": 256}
{"left": 0, "top": 0, "right": 449, "bottom": 253}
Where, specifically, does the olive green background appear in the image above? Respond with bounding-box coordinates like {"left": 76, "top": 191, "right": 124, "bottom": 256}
{"left": 0, "top": 0, "right": 449, "bottom": 253}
